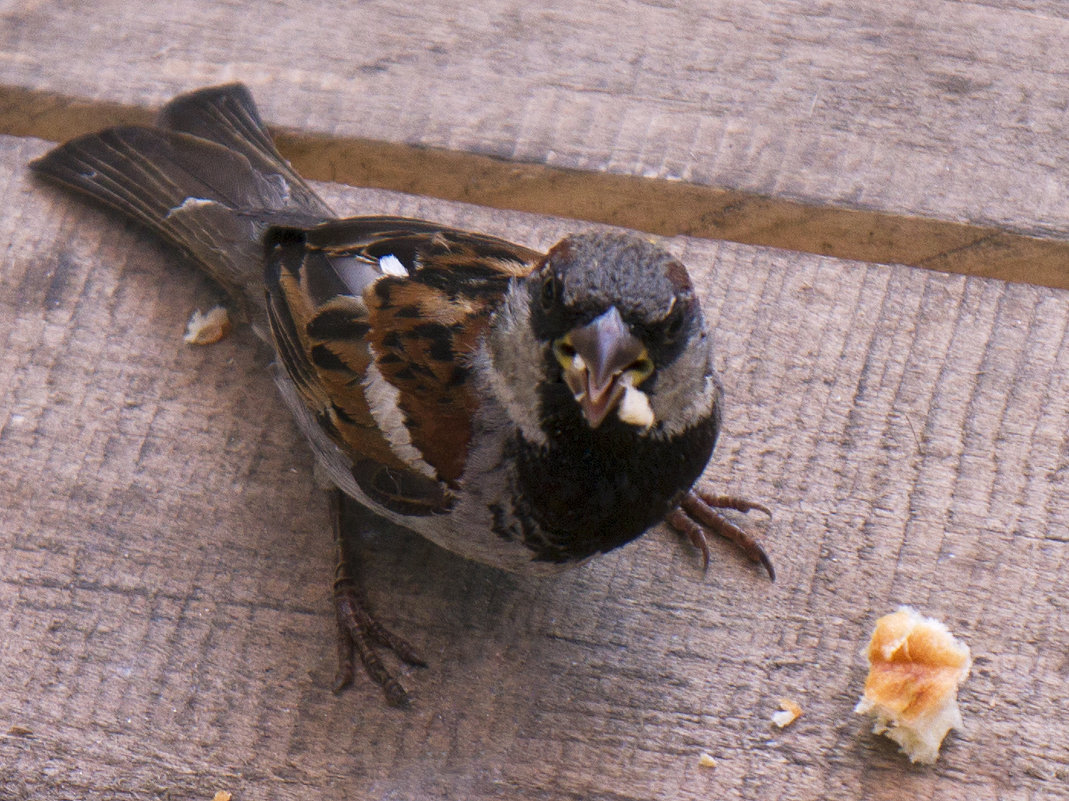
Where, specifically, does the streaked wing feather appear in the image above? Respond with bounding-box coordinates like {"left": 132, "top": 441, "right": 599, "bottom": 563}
{"left": 265, "top": 232, "right": 411, "bottom": 471}
{"left": 264, "top": 218, "right": 541, "bottom": 511}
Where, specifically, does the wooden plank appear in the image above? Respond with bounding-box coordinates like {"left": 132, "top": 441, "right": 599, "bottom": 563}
{"left": 2, "top": 133, "right": 1067, "bottom": 799}
{"left": 0, "top": 2, "right": 1068, "bottom": 287}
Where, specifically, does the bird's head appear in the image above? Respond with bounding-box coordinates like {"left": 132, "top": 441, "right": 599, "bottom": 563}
{"left": 487, "top": 232, "right": 720, "bottom": 445}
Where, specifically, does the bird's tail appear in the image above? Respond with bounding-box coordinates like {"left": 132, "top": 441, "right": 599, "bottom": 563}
{"left": 30, "top": 83, "right": 332, "bottom": 311}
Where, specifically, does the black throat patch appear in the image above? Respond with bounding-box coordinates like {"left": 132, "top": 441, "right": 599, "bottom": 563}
{"left": 501, "top": 384, "right": 719, "bottom": 563}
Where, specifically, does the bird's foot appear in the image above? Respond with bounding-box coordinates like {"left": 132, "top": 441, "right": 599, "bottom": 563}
{"left": 330, "top": 489, "right": 426, "bottom": 707}
{"left": 666, "top": 489, "right": 774, "bottom": 580}
{"left": 332, "top": 577, "right": 427, "bottom": 707}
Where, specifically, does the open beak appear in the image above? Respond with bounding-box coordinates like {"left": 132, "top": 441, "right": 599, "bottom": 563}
{"left": 554, "top": 307, "right": 653, "bottom": 428}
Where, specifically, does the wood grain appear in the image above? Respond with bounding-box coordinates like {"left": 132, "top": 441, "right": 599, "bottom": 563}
{"left": 0, "top": 1, "right": 1067, "bottom": 287}
{"left": 2, "top": 134, "right": 1066, "bottom": 799}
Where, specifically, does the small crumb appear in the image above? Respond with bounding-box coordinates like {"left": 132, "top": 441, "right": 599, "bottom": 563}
{"left": 211, "top": 792, "right": 232, "bottom": 801}
{"left": 855, "top": 606, "right": 971, "bottom": 764}
{"left": 6, "top": 725, "right": 34, "bottom": 737}
{"left": 772, "top": 698, "right": 803, "bottom": 728}
{"left": 184, "top": 306, "right": 232, "bottom": 345}
{"left": 698, "top": 752, "right": 716, "bottom": 768}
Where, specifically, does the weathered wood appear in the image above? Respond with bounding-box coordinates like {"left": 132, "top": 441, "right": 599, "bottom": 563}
{"left": 0, "top": 2, "right": 1067, "bottom": 287}
{"left": 1, "top": 134, "right": 1066, "bottom": 799}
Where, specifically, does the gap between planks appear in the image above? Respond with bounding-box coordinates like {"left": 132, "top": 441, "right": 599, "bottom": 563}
{"left": 3, "top": 83, "right": 1066, "bottom": 291}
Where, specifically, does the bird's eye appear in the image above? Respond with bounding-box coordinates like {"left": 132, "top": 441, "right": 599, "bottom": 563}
{"left": 663, "top": 303, "right": 686, "bottom": 344}
{"left": 540, "top": 272, "right": 560, "bottom": 311}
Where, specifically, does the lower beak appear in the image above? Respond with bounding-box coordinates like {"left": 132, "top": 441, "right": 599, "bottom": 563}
{"left": 574, "top": 374, "right": 627, "bottom": 429}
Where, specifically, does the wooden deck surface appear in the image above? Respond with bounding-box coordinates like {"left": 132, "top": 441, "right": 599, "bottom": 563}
{"left": 2, "top": 1, "right": 1069, "bottom": 287}
{"left": 0, "top": 2, "right": 1067, "bottom": 799}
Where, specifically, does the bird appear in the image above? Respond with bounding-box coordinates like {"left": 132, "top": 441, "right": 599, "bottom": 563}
{"left": 31, "top": 83, "right": 773, "bottom": 706}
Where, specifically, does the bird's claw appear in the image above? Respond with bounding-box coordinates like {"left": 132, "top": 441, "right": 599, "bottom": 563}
{"left": 667, "top": 489, "right": 774, "bottom": 580}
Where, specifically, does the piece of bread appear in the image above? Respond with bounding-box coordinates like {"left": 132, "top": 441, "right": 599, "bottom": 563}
{"left": 854, "top": 606, "right": 971, "bottom": 764}
{"left": 183, "top": 306, "right": 232, "bottom": 345}
{"left": 771, "top": 698, "right": 803, "bottom": 728}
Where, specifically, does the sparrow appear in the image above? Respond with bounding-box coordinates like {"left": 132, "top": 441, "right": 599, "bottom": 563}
{"left": 31, "top": 84, "right": 773, "bottom": 706}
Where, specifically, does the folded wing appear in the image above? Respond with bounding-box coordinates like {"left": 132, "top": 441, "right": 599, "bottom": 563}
{"left": 264, "top": 217, "right": 541, "bottom": 515}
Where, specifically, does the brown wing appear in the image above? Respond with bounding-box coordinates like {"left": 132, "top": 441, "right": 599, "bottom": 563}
{"left": 264, "top": 216, "right": 540, "bottom": 513}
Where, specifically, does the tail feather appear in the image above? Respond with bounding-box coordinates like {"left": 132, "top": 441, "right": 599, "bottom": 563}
{"left": 30, "top": 84, "right": 331, "bottom": 308}
{"left": 159, "top": 84, "right": 279, "bottom": 158}
{"left": 35, "top": 128, "right": 172, "bottom": 234}
{"left": 157, "top": 83, "right": 330, "bottom": 217}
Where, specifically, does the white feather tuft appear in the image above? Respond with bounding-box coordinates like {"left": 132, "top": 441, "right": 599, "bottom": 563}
{"left": 379, "top": 254, "right": 409, "bottom": 277}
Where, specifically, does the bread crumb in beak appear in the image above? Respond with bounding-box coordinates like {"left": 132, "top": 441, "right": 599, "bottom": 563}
{"left": 618, "top": 383, "right": 654, "bottom": 428}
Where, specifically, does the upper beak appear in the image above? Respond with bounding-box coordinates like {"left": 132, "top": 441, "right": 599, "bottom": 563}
{"left": 555, "top": 307, "right": 650, "bottom": 428}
